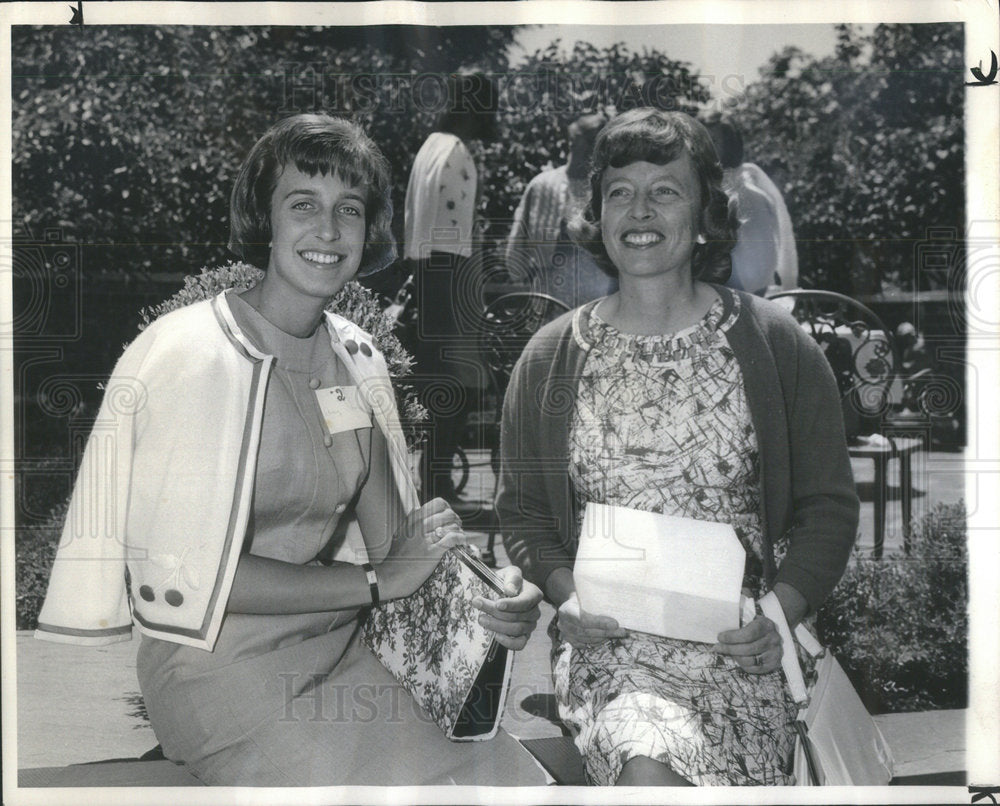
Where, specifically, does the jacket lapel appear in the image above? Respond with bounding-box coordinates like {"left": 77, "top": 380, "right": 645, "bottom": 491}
{"left": 325, "top": 314, "right": 420, "bottom": 514}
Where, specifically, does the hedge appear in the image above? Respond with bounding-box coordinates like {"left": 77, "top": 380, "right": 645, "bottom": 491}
{"left": 817, "top": 500, "right": 968, "bottom": 713}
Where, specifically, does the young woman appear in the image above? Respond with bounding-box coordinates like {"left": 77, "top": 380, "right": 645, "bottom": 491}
{"left": 37, "top": 114, "right": 546, "bottom": 786}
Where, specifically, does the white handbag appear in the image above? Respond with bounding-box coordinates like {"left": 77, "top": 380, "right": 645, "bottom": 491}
{"left": 759, "top": 592, "right": 895, "bottom": 786}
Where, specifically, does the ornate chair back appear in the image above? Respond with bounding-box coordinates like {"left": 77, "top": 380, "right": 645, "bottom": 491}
{"left": 478, "top": 292, "right": 572, "bottom": 415}
{"left": 766, "top": 290, "right": 898, "bottom": 438}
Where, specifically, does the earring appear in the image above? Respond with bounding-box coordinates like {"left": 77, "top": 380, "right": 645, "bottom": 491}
{"left": 696, "top": 234, "right": 707, "bottom": 244}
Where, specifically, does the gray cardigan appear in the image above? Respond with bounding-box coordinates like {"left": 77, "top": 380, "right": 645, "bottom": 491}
{"left": 496, "top": 286, "right": 859, "bottom": 613}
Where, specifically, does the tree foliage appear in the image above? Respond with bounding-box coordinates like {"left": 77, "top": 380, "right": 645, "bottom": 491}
{"left": 12, "top": 27, "right": 716, "bottom": 274}
{"left": 13, "top": 23, "right": 963, "bottom": 293}
{"left": 12, "top": 25, "right": 518, "bottom": 276}
{"left": 729, "top": 23, "right": 964, "bottom": 294}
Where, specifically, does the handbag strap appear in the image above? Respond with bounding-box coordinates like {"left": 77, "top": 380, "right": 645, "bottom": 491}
{"left": 794, "top": 620, "right": 824, "bottom": 657}
{"left": 758, "top": 591, "right": 823, "bottom": 707}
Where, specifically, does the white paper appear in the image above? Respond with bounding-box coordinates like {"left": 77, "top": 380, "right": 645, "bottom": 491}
{"left": 574, "top": 502, "right": 745, "bottom": 643}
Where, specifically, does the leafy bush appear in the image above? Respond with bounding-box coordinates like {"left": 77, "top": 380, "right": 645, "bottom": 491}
{"left": 817, "top": 500, "right": 967, "bottom": 713}
{"left": 16, "top": 500, "right": 67, "bottom": 630}
{"left": 11, "top": 25, "right": 517, "bottom": 277}
{"left": 13, "top": 23, "right": 963, "bottom": 293}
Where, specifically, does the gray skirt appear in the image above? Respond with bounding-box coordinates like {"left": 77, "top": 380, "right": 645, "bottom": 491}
{"left": 137, "top": 614, "right": 545, "bottom": 786}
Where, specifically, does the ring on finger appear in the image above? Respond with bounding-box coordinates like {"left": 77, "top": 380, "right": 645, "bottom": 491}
{"left": 754, "top": 653, "right": 763, "bottom": 666}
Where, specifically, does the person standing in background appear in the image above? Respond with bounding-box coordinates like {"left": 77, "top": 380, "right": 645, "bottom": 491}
{"left": 404, "top": 72, "right": 499, "bottom": 502}
{"left": 706, "top": 118, "right": 798, "bottom": 295}
{"left": 505, "top": 112, "right": 618, "bottom": 308}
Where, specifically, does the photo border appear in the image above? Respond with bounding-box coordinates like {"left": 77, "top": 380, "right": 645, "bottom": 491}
{"left": 2, "top": 1, "right": 997, "bottom": 804}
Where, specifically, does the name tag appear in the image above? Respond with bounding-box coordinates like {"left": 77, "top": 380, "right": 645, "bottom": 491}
{"left": 315, "top": 386, "right": 372, "bottom": 434}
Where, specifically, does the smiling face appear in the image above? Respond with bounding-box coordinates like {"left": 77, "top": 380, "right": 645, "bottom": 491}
{"left": 599, "top": 156, "right": 702, "bottom": 283}
{"left": 262, "top": 164, "right": 367, "bottom": 312}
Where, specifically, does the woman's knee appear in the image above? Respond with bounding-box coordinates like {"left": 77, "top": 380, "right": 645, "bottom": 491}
{"left": 615, "top": 755, "right": 694, "bottom": 786}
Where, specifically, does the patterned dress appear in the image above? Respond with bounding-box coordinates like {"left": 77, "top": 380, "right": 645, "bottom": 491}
{"left": 554, "top": 294, "right": 798, "bottom": 785}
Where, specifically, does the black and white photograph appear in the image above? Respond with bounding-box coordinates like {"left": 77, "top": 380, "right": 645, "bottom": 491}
{"left": 2, "top": 1, "right": 997, "bottom": 803}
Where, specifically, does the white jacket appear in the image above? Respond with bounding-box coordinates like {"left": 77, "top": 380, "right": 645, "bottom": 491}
{"left": 35, "top": 292, "right": 416, "bottom": 651}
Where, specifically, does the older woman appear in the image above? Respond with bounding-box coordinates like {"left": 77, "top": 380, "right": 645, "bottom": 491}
{"left": 36, "top": 114, "right": 545, "bottom": 786}
{"left": 497, "top": 108, "right": 858, "bottom": 786}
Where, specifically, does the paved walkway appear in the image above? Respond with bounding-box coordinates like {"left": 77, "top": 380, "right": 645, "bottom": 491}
{"left": 14, "top": 447, "right": 969, "bottom": 779}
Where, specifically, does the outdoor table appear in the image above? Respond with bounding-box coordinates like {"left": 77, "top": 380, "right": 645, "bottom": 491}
{"left": 847, "top": 435, "right": 923, "bottom": 558}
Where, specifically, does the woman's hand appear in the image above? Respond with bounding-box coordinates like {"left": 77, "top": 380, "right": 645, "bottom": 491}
{"left": 471, "top": 566, "right": 542, "bottom": 651}
{"left": 713, "top": 615, "right": 783, "bottom": 674}
{"left": 556, "top": 591, "right": 626, "bottom": 648}
{"left": 379, "top": 498, "right": 466, "bottom": 600}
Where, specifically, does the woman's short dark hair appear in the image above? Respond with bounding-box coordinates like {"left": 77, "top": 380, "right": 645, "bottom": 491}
{"left": 705, "top": 119, "right": 744, "bottom": 170}
{"left": 570, "top": 108, "right": 737, "bottom": 284}
{"left": 437, "top": 72, "right": 500, "bottom": 139}
{"left": 228, "top": 114, "right": 396, "bottom": 276}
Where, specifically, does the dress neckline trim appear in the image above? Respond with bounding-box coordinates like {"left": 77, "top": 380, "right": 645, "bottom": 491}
{"left": 227, "top": 292, "right": 332, "bottom": 373}
{"left": 572, "top": 284, "right": 740, "bottom": 352}
{"left": 590, "top": 295, "right": 728, "bottom": 342}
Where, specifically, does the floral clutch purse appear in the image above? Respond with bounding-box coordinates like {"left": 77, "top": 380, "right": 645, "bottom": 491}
{"left": 360, "top": 548, "right": 514, "bottom": 741}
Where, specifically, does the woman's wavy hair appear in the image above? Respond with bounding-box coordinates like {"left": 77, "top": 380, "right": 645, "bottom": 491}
{"left": 228, "top": 114, "right": 396, "bottom": 276}
{"left": 570, "top": 108, "right": 737, "bottom": 283}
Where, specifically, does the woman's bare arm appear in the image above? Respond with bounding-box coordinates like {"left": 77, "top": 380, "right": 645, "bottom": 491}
{"left": 227, "top": 554, "right": 377, "bottom": 614}
{"left": 228, "top": 428, "right": 457, "bottom": 614}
